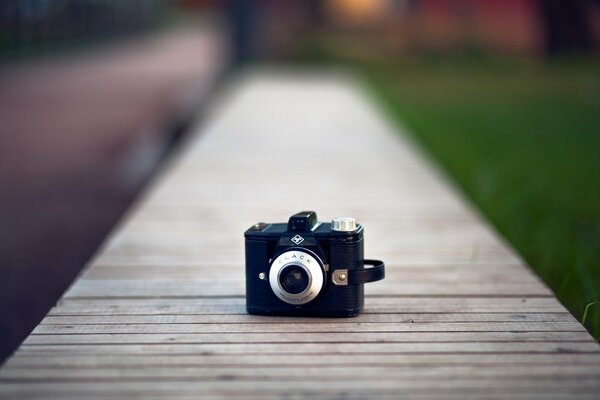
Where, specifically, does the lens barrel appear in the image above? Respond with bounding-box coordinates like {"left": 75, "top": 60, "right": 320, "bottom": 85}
{"left": 279, "top": 265, "right": 310, "bottom": 294}
{"left": 269, "top": 249, "right": 325, "bottom": 305}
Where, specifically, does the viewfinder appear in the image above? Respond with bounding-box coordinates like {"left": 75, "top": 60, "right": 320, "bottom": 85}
{"left": 287, "top": 211, "right": 318, "bottom": 231}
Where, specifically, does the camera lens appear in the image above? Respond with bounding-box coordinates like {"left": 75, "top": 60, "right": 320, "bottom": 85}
{"left": 279, "top": 265, "right": 310, "bottom": 294}
{"left": 270, "top": 250, "right": 324, "bottom": 305}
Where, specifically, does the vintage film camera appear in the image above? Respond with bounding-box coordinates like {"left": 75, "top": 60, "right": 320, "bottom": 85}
{"left": 245, "top": 211, "right": 385, "bottom": 317}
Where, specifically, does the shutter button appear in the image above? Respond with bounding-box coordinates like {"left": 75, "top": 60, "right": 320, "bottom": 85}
{"left": 331, "top": 217, "right": 357, "bottom": 232}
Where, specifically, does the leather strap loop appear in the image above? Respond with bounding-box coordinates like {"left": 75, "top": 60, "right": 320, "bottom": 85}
{"left": 348, "top": 259, "right": 385, "bottom": 285}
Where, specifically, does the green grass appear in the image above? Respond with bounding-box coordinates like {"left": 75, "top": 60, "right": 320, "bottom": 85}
{"left": 357, "top": 57, "right": 600, "bottom": 337}
{"left": 296, "top": 34, "right": 600, "bottom": 336}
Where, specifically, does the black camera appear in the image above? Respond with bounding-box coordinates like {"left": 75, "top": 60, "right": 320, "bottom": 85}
{"left": 244, "top": 211, "right": 385, "bottom": 317}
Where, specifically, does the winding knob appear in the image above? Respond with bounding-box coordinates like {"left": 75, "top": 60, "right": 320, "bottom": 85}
{"left": 331, "top": 217, "right": 357, "bottom": 232}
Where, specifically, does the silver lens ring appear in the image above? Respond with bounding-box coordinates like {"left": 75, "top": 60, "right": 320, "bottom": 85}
{"left": 269, "top": 249, "right": 325, "bottom": 305}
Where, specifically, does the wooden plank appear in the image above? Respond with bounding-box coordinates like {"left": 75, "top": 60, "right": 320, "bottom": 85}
{"left": 24, "top": 331, "right": 593, "bottom": 346}
{"left": 1, "top": 72, "right": 598, "bottom": 399}
{"left": 46, "top": 297, "right": 569, "bottom": 315}
{"left": 13, "top": 341, "right": 600, "bottom": 354}
{"left": 6, "top": 353, "right": 600, "bottom": 368}
{"left": 30, "top": 321, "right": 586, "bottom": 335}
{"left": 1, "top": 379, "right": 600, "bottom": 397}
{"left": 38, "top": 312, "right": 578, "bottom": 325}
{"left": 46, "top": 297, "right": 570, "bottom": 315}
{"left": 0, "top": 395, "right": 598, "bottom": 400}
{"left": 2, "top": 365, "right": 600, "bottom": 381}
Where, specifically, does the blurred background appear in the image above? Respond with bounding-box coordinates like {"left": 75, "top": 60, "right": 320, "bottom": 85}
{"left": 0, "top": 0, "right": 599, "bottom": 362}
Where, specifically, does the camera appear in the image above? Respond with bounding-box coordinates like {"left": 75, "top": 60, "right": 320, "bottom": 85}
{"left": 244, "top": 211, "right": 385, "bottom": 317}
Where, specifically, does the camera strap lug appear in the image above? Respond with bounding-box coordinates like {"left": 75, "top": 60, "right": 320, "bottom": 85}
{"left": 332, "top": 269, "right": 348, "bottom": 286}
{"left": 332, "top": 259, "right": 385, "bottom": 286}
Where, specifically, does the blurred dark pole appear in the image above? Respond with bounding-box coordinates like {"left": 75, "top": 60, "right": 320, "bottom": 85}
{"left": 539, "top": 0, "right": 593, "bottom": 56}
{"left": 228, "top": 0, "right": 257, "bottom": 67}
{"left": 307, "top": 0, "right": 324, "bottom": 27}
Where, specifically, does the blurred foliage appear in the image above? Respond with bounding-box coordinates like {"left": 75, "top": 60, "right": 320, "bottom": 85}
{"left": 298, "top": 36, "right": 600, "bottom": 338}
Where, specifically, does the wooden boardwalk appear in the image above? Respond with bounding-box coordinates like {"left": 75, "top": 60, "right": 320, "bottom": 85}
{"left": 1, "top": 71, "right": 599, "bottom": 399}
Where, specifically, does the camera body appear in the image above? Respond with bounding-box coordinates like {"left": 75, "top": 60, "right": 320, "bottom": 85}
{"left": 245, "top": 211, "right": 384, "bottom": 317}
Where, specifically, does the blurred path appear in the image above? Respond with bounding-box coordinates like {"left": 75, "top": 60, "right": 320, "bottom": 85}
{"left": 0, "top": 25, "right": 227, "bottom": 362}
{"left": 0, "top": 70, "right": 598, "bottom": 398}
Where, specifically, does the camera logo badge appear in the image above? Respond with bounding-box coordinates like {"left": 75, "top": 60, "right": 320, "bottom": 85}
{"left": 291, "top": 234, "right": 304, "bottom": 245}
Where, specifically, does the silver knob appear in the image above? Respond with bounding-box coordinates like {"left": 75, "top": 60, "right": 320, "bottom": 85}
{"left": 331, "top": 217, "right": 357, "bottom": 232}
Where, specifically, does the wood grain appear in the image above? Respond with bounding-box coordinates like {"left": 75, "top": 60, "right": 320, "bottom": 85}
{"left": 1, "top": 71, "right": 598, "bottom": 399}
